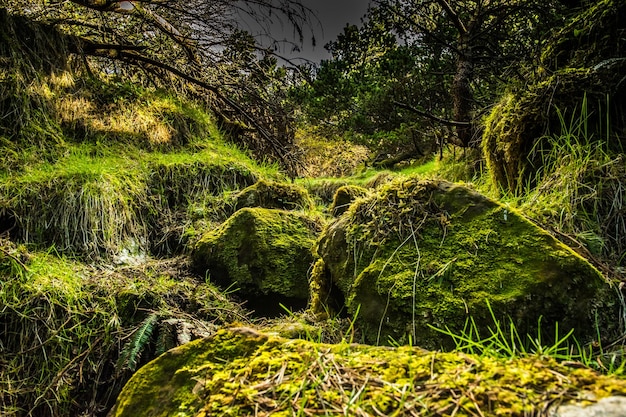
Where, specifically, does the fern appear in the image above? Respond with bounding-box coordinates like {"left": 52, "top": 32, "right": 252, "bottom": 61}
{"left": 117, "top": 313, "right": 159, "bottom": 372}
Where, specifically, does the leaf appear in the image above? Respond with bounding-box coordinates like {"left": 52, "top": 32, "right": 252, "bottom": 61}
{"left": 117, "top": 313, "right": 159, "bottom": 372}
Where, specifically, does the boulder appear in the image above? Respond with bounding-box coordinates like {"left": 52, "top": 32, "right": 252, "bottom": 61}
{"left": 313, "top": 177, "right": 620, "bottom": 348}
{"left": 192, "top": 208, "right": 318, "bottom": 312}
{"left": 233, "top": 179, "right": 314, "bottom": 211}
{"left": 109, "top": 327, "right": 626, "bottom": 417}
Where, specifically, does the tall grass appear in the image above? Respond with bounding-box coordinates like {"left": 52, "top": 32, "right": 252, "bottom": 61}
{"left": 501, "top": 96, "right": 626, "bottom": 265}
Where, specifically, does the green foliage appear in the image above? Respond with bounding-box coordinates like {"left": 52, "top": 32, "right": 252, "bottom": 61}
{"left": 118, "top": 313, "right": 160, "bottom": 372}
{"left": 293, "top": 18, "right": 433, "bottom": 153}
{"left": 294, "top": 0, "right": 568, "bottom": 154}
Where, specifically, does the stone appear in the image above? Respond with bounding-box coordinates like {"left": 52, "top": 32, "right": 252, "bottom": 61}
{"left": 233, "top": 179, "right": 314, "bottom": 211}
{"left": 109, "top": 328, "right": 626, "bottom": 417}
{"left": 192, "top": 208, "right": 319, "bottom": 312}
{"left": 550, "top": 396, "right": 626, "bottom": 417}
{"left": 330, "top": 185, "right": 368, "bottom": 217}
{"left": 313, "top": 177, "right": 621, "bottom": 348}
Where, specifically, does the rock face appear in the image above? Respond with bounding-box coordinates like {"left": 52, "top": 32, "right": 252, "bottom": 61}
{"left": 192, "top": 208, "right": 318, "bottom": 311}
{"left": 314, "top": 177, "right": 620, "bottom": 348}
{"left": 550, "top": 397, "right": 626, "bottom": 417}
{"left": 109, "top": 327, "right": 626, "bottom": 417}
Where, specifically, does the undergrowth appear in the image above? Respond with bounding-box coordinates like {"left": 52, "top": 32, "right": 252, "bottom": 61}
{"left": 0, "top": 239, "right": 248, "bottom": 417}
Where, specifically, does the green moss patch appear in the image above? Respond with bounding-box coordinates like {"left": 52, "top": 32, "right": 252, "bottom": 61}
{"left": 330, "top": 185, "right": 369, "bottom": 217}
{"left": 314, "top": 178, "right": 620, "bottom": 348}
{"left": 192, "top": 208, "right": 321, "bottom": 310}
{"left": 110, "top": 327, "right": 626, "bottom": 417}
{"left": 234, "top": 179, "right": 314, "bottom": 211}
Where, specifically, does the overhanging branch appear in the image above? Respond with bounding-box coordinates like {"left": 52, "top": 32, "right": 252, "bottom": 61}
{"left": 393, "top": 101, "right": 470, "bottom": 127}
{"left": 71, "top": 37, "right": 290, "bottom": 168}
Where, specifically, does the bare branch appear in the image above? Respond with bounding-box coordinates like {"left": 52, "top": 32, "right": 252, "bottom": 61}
{"left": 393, "top": 100, "right": 470, "bottom": 127}
{"left": 434, "top": 0, "right": 467, "bottom": 34}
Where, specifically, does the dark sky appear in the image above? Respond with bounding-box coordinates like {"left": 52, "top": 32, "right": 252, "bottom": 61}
{"left": 243, "top": 0, "right": 372, "bottom": 62}
{"left": 297, "top": 0, "right": 373, "bottom": 61}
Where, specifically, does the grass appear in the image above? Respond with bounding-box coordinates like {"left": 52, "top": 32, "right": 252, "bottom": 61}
{"left": 0, "top": 98, "right": 282, "bottom": 259}
{"left": 495, "top": 96, "right": 626, "bottom": 266}
{"left": 430, "top": 300, "right": 626, "bottom": 376}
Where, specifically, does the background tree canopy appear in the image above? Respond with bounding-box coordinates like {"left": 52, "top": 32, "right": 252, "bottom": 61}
{"left": 293, "top": 0, "right": 575, "bottom": 159}
{"left": 1, "top": 0, "right": 316, "bottom": 174}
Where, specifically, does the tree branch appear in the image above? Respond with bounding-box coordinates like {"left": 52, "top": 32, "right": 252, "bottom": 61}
{"left": 393, "top": 100, "right": 470, "bottom": 127}
{"left": 435, "top": 0, "right": 467, "bottom": 34}
{"left": 69, "top": 0, "right": 199, "bottom": 63}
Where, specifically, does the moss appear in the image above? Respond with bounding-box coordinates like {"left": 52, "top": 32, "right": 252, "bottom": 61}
{"left": 315, "top": 177, "right": 619, "bottom": 348}
{"left": 233, "top": 179, "right": 314, "bottom": 211}
{"left": 0, "top": 239, "right": 247, "bottom": 416}
{"left": 192, "top": 208, "right": 320, "bottom": 302}
{"left": 330, "top": 185, "right": 369, "bottom": 217}
{"left": 110, "top": 327, "right": 626, "bottom": 417}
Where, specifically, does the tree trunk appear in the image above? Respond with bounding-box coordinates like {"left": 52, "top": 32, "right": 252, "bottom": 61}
{"left": 452, "top": 41, "right": 474, "bottom": 147}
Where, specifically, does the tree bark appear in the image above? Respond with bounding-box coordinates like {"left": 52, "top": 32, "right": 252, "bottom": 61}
{"left": 451, "top": 37, "right": 475, "bottom": 147}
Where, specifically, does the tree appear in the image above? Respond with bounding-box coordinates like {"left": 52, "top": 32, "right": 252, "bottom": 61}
{"left": 1, "top": 0, "right": 315, "bottom": 174}
{"left": 377, "top": 0, "right": 566, "bottom": 147}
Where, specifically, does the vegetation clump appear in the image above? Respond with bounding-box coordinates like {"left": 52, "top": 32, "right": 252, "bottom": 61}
{"left": 481, "top": 1, "right": 626, "bottom": 268}
{"left": 110, "top": 327, "right": 626, "bottom": 417}
{"left": 314, "top": 177, "right": 620, "bottom": 348}
{"left": 0, "top": 238, "right": 246, "bottom": 417}
{"left": 482, "top": 0, "right": 626, "bottom": 194}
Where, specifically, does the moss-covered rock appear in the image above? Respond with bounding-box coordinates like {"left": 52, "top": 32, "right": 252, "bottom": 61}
{"left": 233, "top": 179, "right": 314, "bottom": 211}
{"left": 314, "top": 177, "right": 620, "bottom": 348}
{"left": 330, "top": 185, "right": 369, "bottom": 217}
{"left": 109, "top": 327, "right": 626, "bottom": 417}
{"left": 192, "top": 208, "right": 319, "bottom": 309}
